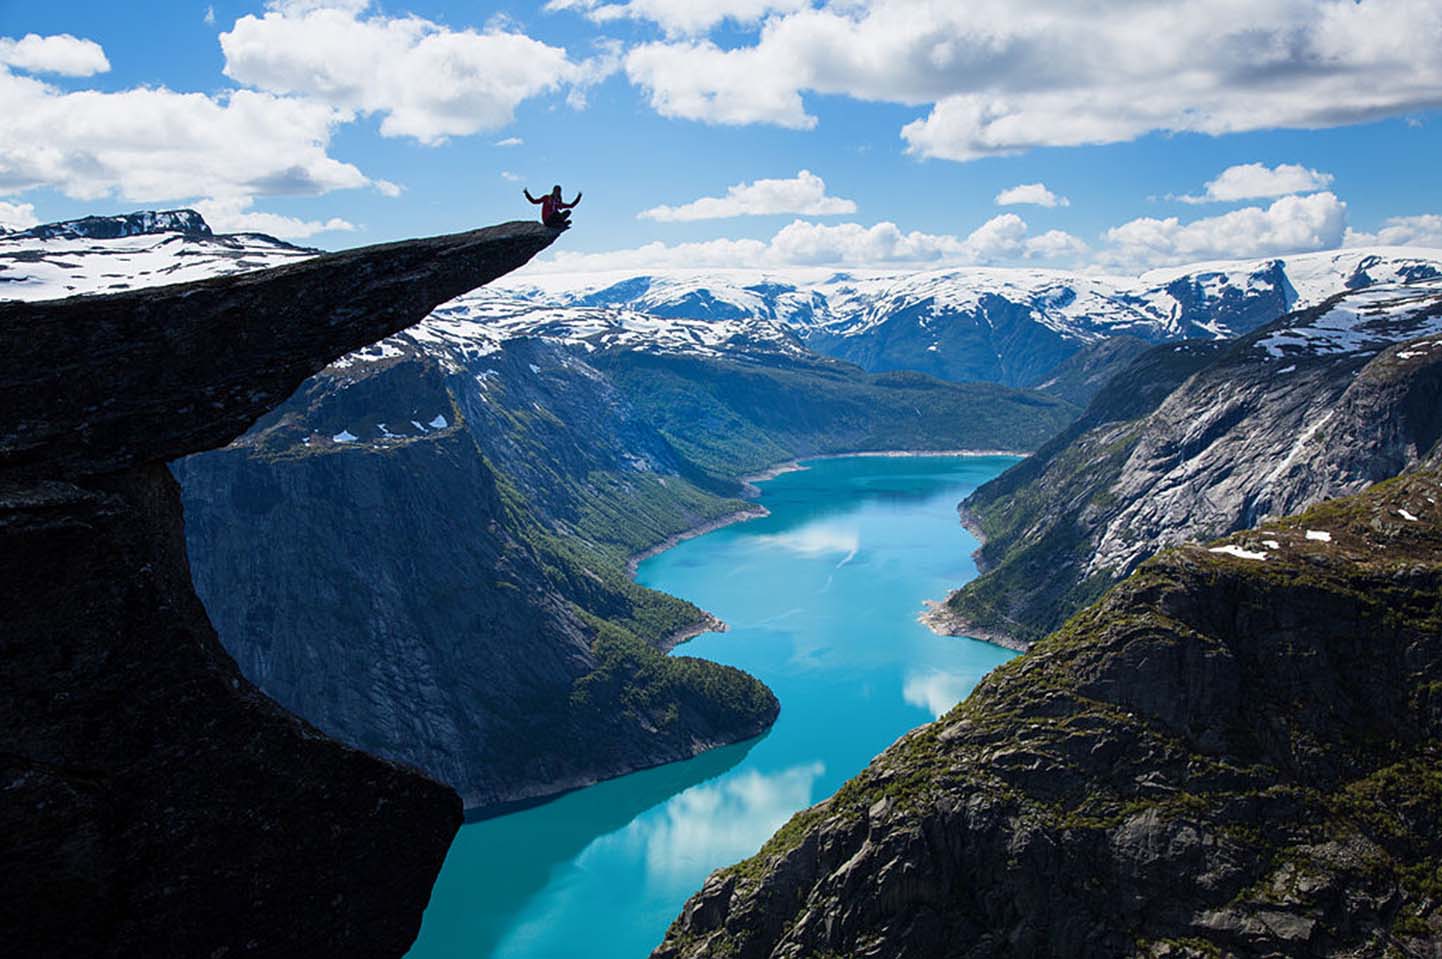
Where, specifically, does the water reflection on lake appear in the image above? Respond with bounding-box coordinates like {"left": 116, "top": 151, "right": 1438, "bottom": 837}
{"left": 407, "top": 455, "right": 1019, "bottom": 959}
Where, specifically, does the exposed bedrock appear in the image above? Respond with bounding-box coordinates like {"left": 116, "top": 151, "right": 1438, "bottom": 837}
{"left": 655, "top": 470, "right": 1442, "bottom": 958}
{"left": 0, "top": 221, "right": 558, "bottom": 957}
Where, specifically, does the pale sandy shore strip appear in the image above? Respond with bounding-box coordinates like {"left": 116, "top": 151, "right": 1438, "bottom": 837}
{"left": 740, "top": 448, "right": 1027, "bottom": 491}
{"left": 626, "top": 505, "right": 770, "bottom": 577}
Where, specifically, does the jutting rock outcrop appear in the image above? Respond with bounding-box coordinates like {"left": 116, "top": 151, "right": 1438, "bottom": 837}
{"left": 655, "top": 468, "right": 1442, "bottom": 958}
{"left": 0, "top": 222, "right": 557, "bottom": 958}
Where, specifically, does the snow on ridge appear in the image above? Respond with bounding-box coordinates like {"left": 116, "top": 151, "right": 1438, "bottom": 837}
{"left": 7, "top": 216, "right": 1442, "bottom": 374}
{"left": 0, "top": 228, "right": 312, "bottom": 302}
{"left": 1256, "top": 282, "right": 1442, "bottom": 358}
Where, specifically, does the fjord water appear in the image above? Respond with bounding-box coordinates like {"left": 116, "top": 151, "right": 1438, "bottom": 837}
{"left": 408, "top": 455, "right": 1018, "bottom": 959}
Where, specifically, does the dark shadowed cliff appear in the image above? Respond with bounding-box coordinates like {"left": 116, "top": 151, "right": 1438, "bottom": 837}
{"left": 655, "top": 468, "right": 1442, "bottom": 958}
{"left": 0, "top": 221, "right": 557, "bottom": 957}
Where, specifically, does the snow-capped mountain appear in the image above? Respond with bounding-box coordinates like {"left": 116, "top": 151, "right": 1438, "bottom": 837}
{"left": 6, "top": 209, "right": 1441, "bottom": 390}
{"left": 0, "top": 212, "right": 812, "bottom": 366}
{"left": 0, "top": 210, "right": 315, "bottom": 300}
{"left": 493, "top": 249, "right": 1442, "bottom": 385}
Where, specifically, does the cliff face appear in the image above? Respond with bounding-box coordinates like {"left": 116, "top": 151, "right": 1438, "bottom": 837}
{"left": 0, "top": 221, "right": 557, "bottom": 957}
{"left": 935, "top": 280, "right": 1442, "bottom": 647}
{"left": 655, "top": 469, "right": 1442, "bottom": 958}
{"left": 173, "top": 310, "right": 1065, "bottom": 810}
{"left": 172, "top": 338, "right": 781, "bottom": 810}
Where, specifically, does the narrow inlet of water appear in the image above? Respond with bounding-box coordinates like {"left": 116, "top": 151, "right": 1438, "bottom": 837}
{"left": 408, "top": 454, "right": 1019, "bottom": 959}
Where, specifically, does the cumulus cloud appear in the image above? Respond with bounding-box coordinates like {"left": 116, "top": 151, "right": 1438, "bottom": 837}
{"left": 995, "top": 182, "right": 1068, "bottom": 208}
{"left": 0, "top": 33, "right": 110, "bottom": 76}
{"left": 527, "top": 214, "right": 1084, "bottom": 273}
{"left": 192, "top": 196, "right": 355, "bottom": 240}
{"left": 0, "top": 64, "right": 376, "bottom": 203}
{"left": 0, "top": 200, "right": 39, "bottom": 231}
{"left": 620, "top": 0, "right": 1442, "bottom": 160}
{"left": 1344, "top": 213, "right": 1442, "bottom": 248}
{"left": 626, "top": 37, "right": 813, "bottom": 128}
{"left": 639, "top": 170, "right": 857, "bottom": 221}
{"left": 220, "top": 2, "right": 620, "bottom": 144}
{"left": 1025, "top": 228, "right": 1089, "bottom": 260}
{"left": 1175, "top": 162, "right": 1335, "bottom": 204}
{"left": 547, "top": 0, "right": 810, "bottom": 35}
{"left": 1101, "top": 192, "right": 1348, "bottom": 268}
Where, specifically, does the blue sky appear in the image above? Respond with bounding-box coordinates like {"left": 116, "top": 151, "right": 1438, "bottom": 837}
{"left": 1, "top": 0, "right": 1440, "bottom": 273}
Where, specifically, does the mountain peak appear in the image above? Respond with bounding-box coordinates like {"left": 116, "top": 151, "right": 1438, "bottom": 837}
{"left": 10, "top": 209, "right": 213, "bottom": 242}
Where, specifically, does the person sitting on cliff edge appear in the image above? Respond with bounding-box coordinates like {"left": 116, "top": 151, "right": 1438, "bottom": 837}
{"left": 524, "top": 184, "right": 582, "bottom": 230}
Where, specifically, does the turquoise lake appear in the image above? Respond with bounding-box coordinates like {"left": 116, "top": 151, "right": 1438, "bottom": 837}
{"left": 407, "top": 454, "right": 1019, "bottom": 959}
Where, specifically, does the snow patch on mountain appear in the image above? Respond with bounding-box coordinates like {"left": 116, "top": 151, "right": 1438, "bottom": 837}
{"left": 1256, "top": 281, "right": 1442, "bottom": 358}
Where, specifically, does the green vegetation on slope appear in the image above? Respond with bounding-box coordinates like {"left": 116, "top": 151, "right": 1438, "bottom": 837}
{"left": 938, "top": 341, "right": 1225, "bottom": 645}
{"left": 656, "top": 469, "right": 1442, "bottom": 959}
{"left": 594, "top": 352, "right": 1078, "bottom": 481}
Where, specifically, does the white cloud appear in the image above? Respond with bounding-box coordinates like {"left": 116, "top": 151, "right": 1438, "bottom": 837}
{"left": 626, "top": 37, "right": 813, "bottom": 128}
{"left": 1025, "top": 228, "right": 1089, "bottom": 260}
{"left": 500, "top": 171, "right": 524, "bottom": 182}
{"left": 205, "top": 6, "right": 216, "bottom": 26}
{"left": 0, "top": 200, "right": 39, "bottom": 231}
{"left": 1175, "top": 162, "right": 1334, "bottom": 204}
{"left": 192, "top": 196, "right": 356, "bottom": 240}
{"left": 0, "top": 33, "right": 110, "bottom": 76}
{"left": 1102, "top": 192, "right": 1348, "bottom": 268}
{"left": 547, "top": 0, "right": 809, "bottom": 36}
{"left": 621, "top": 0, "right": 1442, "bottom": 160}
{"left": 527, "top": 214, "right": 1085, "bottom": 273}
{"left": 0, "top": 65, "right": 378, "bottom": 205}
{"left": 1344, "top": 213, "right": 1442, "bottom": 248}
{"left": 220, "top": 2, "right": 620, "bottom": 145}
{"left": 639, "top": 170, "right": 857, "bottom": 221}
{"left": 995, "top": 182, "right": 1068, "bottom": 208}
{"left": 495, "top": 136, "right": 524, "bottom": 147}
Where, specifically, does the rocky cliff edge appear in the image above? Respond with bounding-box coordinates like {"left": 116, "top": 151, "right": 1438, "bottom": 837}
{"left": 0, "top": 221, "right": 557, "bottom": 957}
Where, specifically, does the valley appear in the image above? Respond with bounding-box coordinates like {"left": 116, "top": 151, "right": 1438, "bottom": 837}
{"left": 407, "top": 454, "right": 1018, "bottom": 958}
{"left": 5, "top": 210, "right": 1441, "bottom": 957}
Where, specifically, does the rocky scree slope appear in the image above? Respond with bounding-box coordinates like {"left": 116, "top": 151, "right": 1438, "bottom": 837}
{"left": 933, "top": 279, "right": 1442, "bottom": 648}
{"left": 655, "top": 469, "right": 1442, "bottom": 959}
{"left": 0, "top": 220, "right": 556, "bottom": 958}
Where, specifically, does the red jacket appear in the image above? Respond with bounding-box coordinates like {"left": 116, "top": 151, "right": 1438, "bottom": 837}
{"left": 529, "top": 190, "right": 578, "bottom": 223}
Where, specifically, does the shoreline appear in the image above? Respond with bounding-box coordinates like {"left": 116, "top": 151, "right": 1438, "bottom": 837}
{"left": 626, "top": 504, "right": 770, "bottom": 577}
{"left": 635, "top": 448, "right": 1031, "bottom": 655}
{"left": 918, "top": 600, "right": 1033, "bottom": 653}
{"left": 740, "top": 448, "right": 1028, "bottom": 496}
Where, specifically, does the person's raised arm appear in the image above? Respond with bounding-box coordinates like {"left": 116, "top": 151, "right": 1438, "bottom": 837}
{"left": 523, "top": 189, "right": 541, "bottom": 204}
{"left": 567, "top": 191, "right": 582, "bottom": 209}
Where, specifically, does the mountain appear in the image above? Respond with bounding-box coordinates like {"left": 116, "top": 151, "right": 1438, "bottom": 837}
{"left": 493, "top": 248, "right": 1442, "bottom": 391}
{"left": 653, "top": 467, "right": 1442, "bottom": 958}
{"left": 0, "top": 207, "right": 313, "bottom": 300}
{"left": 0, "top": 221, "right": 556, "bottom": 958}
{"left": 931, "top": 278, "right": 1442, "bottom": 647}
{"left": 171, "top": 280, "right": 1073, "bottom": 811}
{"left": 1, "top": 211, "right": 1075, "bottom": 812}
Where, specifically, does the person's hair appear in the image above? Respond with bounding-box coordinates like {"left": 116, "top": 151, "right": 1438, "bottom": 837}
{"left": 551, "top": 184, "right": 562, "bottom": 194}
